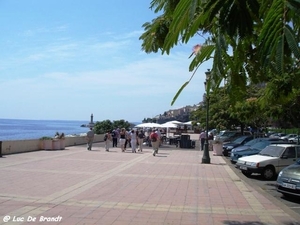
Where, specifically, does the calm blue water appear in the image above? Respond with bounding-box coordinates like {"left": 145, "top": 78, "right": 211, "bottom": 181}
{"left": 0, "top": 119, "right": 90, "bottom": 141}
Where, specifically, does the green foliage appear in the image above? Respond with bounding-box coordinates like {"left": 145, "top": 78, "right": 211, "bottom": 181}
{"left": 93, "top": 120, "right": 131, "bottom": 134}
{"left": 203, "top": 0, "right": 259, "bottom": 38}
{"left": 94, "top": 120, "right": 113, "bottom": 134}
{"left": 140, "top": 0, "right": 300, "bottom": 108}
{"left": 191, "top": 84, "right": 300, "bottom": 130}
{"left": 113, "top": 120, "right": 132, "bottom": 130}
{"left": 39, "top": 136, "right": 52, "bottom": 140}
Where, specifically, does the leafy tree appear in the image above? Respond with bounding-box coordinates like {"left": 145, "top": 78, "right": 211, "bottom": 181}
{"left": 140, "top": 0, "right": 300, "bottom": 107}
{"left": 112, "top": 120, "right": 131, "bottom": 130}
{"left": 94, "top": 120, "right": 113, "bottom": 134}
{"left": 93, "top": 119, "right": 131, "bottom": 134}
{"left": 191, "top": 87, "right": 242, "bottom": 131}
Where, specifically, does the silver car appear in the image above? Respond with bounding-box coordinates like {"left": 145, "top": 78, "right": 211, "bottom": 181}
{"left": 277, "top": 159, "right": 300, "bottom": 198}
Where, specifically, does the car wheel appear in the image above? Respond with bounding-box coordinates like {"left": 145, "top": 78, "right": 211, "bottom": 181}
{"left": 262, "top": 166, "right": 275, "bottom": 180}
{"left": 242, "top": 170, "right": 252, "bottom": 177}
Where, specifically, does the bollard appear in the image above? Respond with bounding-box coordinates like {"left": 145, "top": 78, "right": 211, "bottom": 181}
{"left": 0, "top": 141, "right": 2, "bottom": 157}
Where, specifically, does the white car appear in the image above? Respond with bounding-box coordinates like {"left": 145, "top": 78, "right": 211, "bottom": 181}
{"left": 236, "top": 144, "right": 300, "bottom": 180}
{"left": 288, "top": 135, "right": 300, "bottom": 144}
{"left": 280, "top": 134, "right": 298, "bottom": 141}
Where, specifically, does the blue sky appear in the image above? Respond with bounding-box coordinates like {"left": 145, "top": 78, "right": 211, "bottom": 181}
{"left": 0, "top": 0, "right": 210, "bottom": 123}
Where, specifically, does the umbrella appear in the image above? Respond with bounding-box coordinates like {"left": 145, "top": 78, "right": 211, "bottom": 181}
{"left": 167, "top": 120, "right": 183, "bottom": 124}
{"left": 183, "top": 121, "right": 193, "bottom": 125}
{"left": 160, "top": 122, "right": 178, "bottom": 128}
{"left": 135, "top": 122, "right": 163, "bottom": 128}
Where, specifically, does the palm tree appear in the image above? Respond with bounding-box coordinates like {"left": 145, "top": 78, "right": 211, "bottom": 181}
{"left": 140, "top": 0, "right": 300, "bottom": 105}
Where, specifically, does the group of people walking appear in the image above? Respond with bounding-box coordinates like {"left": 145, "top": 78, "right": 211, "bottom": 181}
{"left": 86, "top": 127, "right": 162, "bottom": 156}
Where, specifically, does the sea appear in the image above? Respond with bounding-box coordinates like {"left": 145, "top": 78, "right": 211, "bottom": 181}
{"left": 0, "top": 118, "right": 91, "bottom": 141}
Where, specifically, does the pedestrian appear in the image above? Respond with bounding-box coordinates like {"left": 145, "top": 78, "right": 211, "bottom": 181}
{"left": 124, "top": 129, "right": 131, "bottom": 150}
{"left": 119, "top": 128, "right": 127, "bottom": 152}
{"left": 111, "top": 129, "right": 118, "bottom": 147}
{"left": 150, "top": 129, "right": 159, "bottom": 156}
{"left": 130, "top": 129, "right": 137, "bottom": 153}
{"left": 155, "top": 128, "right": 162, "bottom": 146}
{"left": 199, "top": 130, "right": 206, "bottom": 151}
{"left": 86, "top": 127, "right": 95, "bottom": 150}
{"left": 104, "top": 130, "right": 112, "bottom": 151}
{"left": 137, "top": 130, "right": 145, "bottom": 152}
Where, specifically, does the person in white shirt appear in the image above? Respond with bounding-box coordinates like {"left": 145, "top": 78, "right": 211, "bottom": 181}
{"left": 130, "top": 130, "right": 137, "bottom": 153}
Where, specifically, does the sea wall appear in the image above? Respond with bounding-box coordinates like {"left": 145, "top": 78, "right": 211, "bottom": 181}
{"left": 0, "top": 134, "right": 105, "bottom": 155}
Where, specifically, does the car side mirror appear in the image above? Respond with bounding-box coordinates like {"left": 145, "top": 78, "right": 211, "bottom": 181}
{"left": 281, "top": 155, "right": 288, "bottom": 159}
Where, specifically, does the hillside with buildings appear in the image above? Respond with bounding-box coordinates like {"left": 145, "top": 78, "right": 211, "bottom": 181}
{"left": 142, "top": 104, "right": 200, "bottom": 124}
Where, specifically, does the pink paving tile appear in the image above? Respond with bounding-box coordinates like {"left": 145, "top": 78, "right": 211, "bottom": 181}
{"left": 97, "top": 216, "right": 117, "bottom": 224}
{"left": 0, "top": 170, "right": 91, "bottom": 197}
{"left": 111, "top": 220, "right": 131, "bottom": 225}
{"left": 0, "top": 144, "right": 299, "bottom": 225}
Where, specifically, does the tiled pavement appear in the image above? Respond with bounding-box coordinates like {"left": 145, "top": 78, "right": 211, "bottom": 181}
{"left": 0, "top": 142, "right": 300, "bottom": 225}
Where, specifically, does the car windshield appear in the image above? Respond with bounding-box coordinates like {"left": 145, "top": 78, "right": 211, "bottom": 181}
{"left": 251, "top": 141, "right": 272, "bottom": 151}
{"left": 245, "top": 139, "right": 263, "bottom": 147}
{"left": 258, "top": 145, "right": 285, "bottom": 157}
{"left": 222, "top": 132, "right": 236, "bottom": 137}
{"left": 218, "top": 131, "right": 226, "bottom": 136}
{"left": 232, "top": 136, "right": 248, "bottom": 144}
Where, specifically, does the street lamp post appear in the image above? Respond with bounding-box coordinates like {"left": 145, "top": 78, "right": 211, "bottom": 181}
{"left": 202, "top": 69, "right": 211, "bottom": 164}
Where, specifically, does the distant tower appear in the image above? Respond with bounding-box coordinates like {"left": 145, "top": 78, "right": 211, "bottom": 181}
{"left": 89, "top": 113, "right": 94, "bottom": 128}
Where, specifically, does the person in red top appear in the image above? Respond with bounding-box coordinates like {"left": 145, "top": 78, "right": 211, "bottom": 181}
{"left": 150, "top": 129, "right": 159, "bottom": 156}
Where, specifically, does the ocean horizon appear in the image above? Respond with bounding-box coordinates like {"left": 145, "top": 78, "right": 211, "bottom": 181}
{"left": 0, "top": 118, "right": 141, "bottom": 141}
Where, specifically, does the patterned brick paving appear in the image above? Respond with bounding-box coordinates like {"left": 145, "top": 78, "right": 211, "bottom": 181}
{"left": 0, "top": 142, "right": 299, "bottom": 225}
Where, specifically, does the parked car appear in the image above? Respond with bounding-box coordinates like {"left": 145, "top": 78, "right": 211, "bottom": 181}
{"left": 215, "top": 130, "right": 251, "bottom": 143}
{"left": 222, "top": 135, "right": 254, "bottom": 156}
{"left": 236, "top": 144, "right": 300, "bottom": 180}
{"left": 280, "top": 134, "right": 298, "bottom": 141}
{"left": 288, "top": 135, "right": 300, "bottom": 144}
{"left": 276, "top": 159, "right": 300, "bottom": 198}
{"left": 269, "top": 133, "right": 286, "bottom": 138}
{"left": 230, "top": 139, "right": 289, "bottom": 163}
{"left": 230, "top": 137, "right": 281, "bottom": 159}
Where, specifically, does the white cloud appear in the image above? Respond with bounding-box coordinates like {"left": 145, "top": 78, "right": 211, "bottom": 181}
{"left": 0, "top": 23, "right": 211, "bottom": 121}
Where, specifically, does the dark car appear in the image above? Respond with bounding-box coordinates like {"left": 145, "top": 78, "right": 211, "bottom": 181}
{"left": 215, "top": 130, "right": 252, "bottom": 143}
{"left": 230, "top": 137, "right": 281, "bottom": 155}
{"left": 222, "top": 135, "right": 254, "bottom": 156}
{"left": 231, "top": 139, "right": 289, "bottom": 163}
{"left": 277, "top": 159, "right": 300, "bottom": 198}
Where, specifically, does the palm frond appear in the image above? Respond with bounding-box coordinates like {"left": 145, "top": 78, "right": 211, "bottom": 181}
{"left": 284, "top": 24, "right": 300, "bottom": 59}
{"left": 171, "top": 81, "right": 189, "bottom": 106}
{"left": 276, "top": 35, "right": 285, "bottom": 75}
{"left": 189, "top": 45, "right": 215, "bottom": 72}
{"left": 202, "top": 0, "right": 259, "bottom": 38}
{"left": 259, "top": 0, "right": 285, "bottom": 71}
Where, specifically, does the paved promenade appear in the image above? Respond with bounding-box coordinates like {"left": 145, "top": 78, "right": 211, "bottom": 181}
{"left": 0, "top": 142, "right": 299, "bottom": 225}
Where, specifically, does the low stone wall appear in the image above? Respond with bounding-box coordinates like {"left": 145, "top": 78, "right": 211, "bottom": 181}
{"left": 0, "top": 134, "right": 105, "bottom": 155}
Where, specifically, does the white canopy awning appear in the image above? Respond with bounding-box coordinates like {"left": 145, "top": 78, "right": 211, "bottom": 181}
{"left": 135, "top": 122, "right": 163, "bottom": 128}
{"left": 167, "top": 120, "right": 183, "bottom": 124}
{"left": 160, "top": 122, "right": 178, "bottom": 128}
{"left": 183, "top": 121, "right": 192, "bottom": 125}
